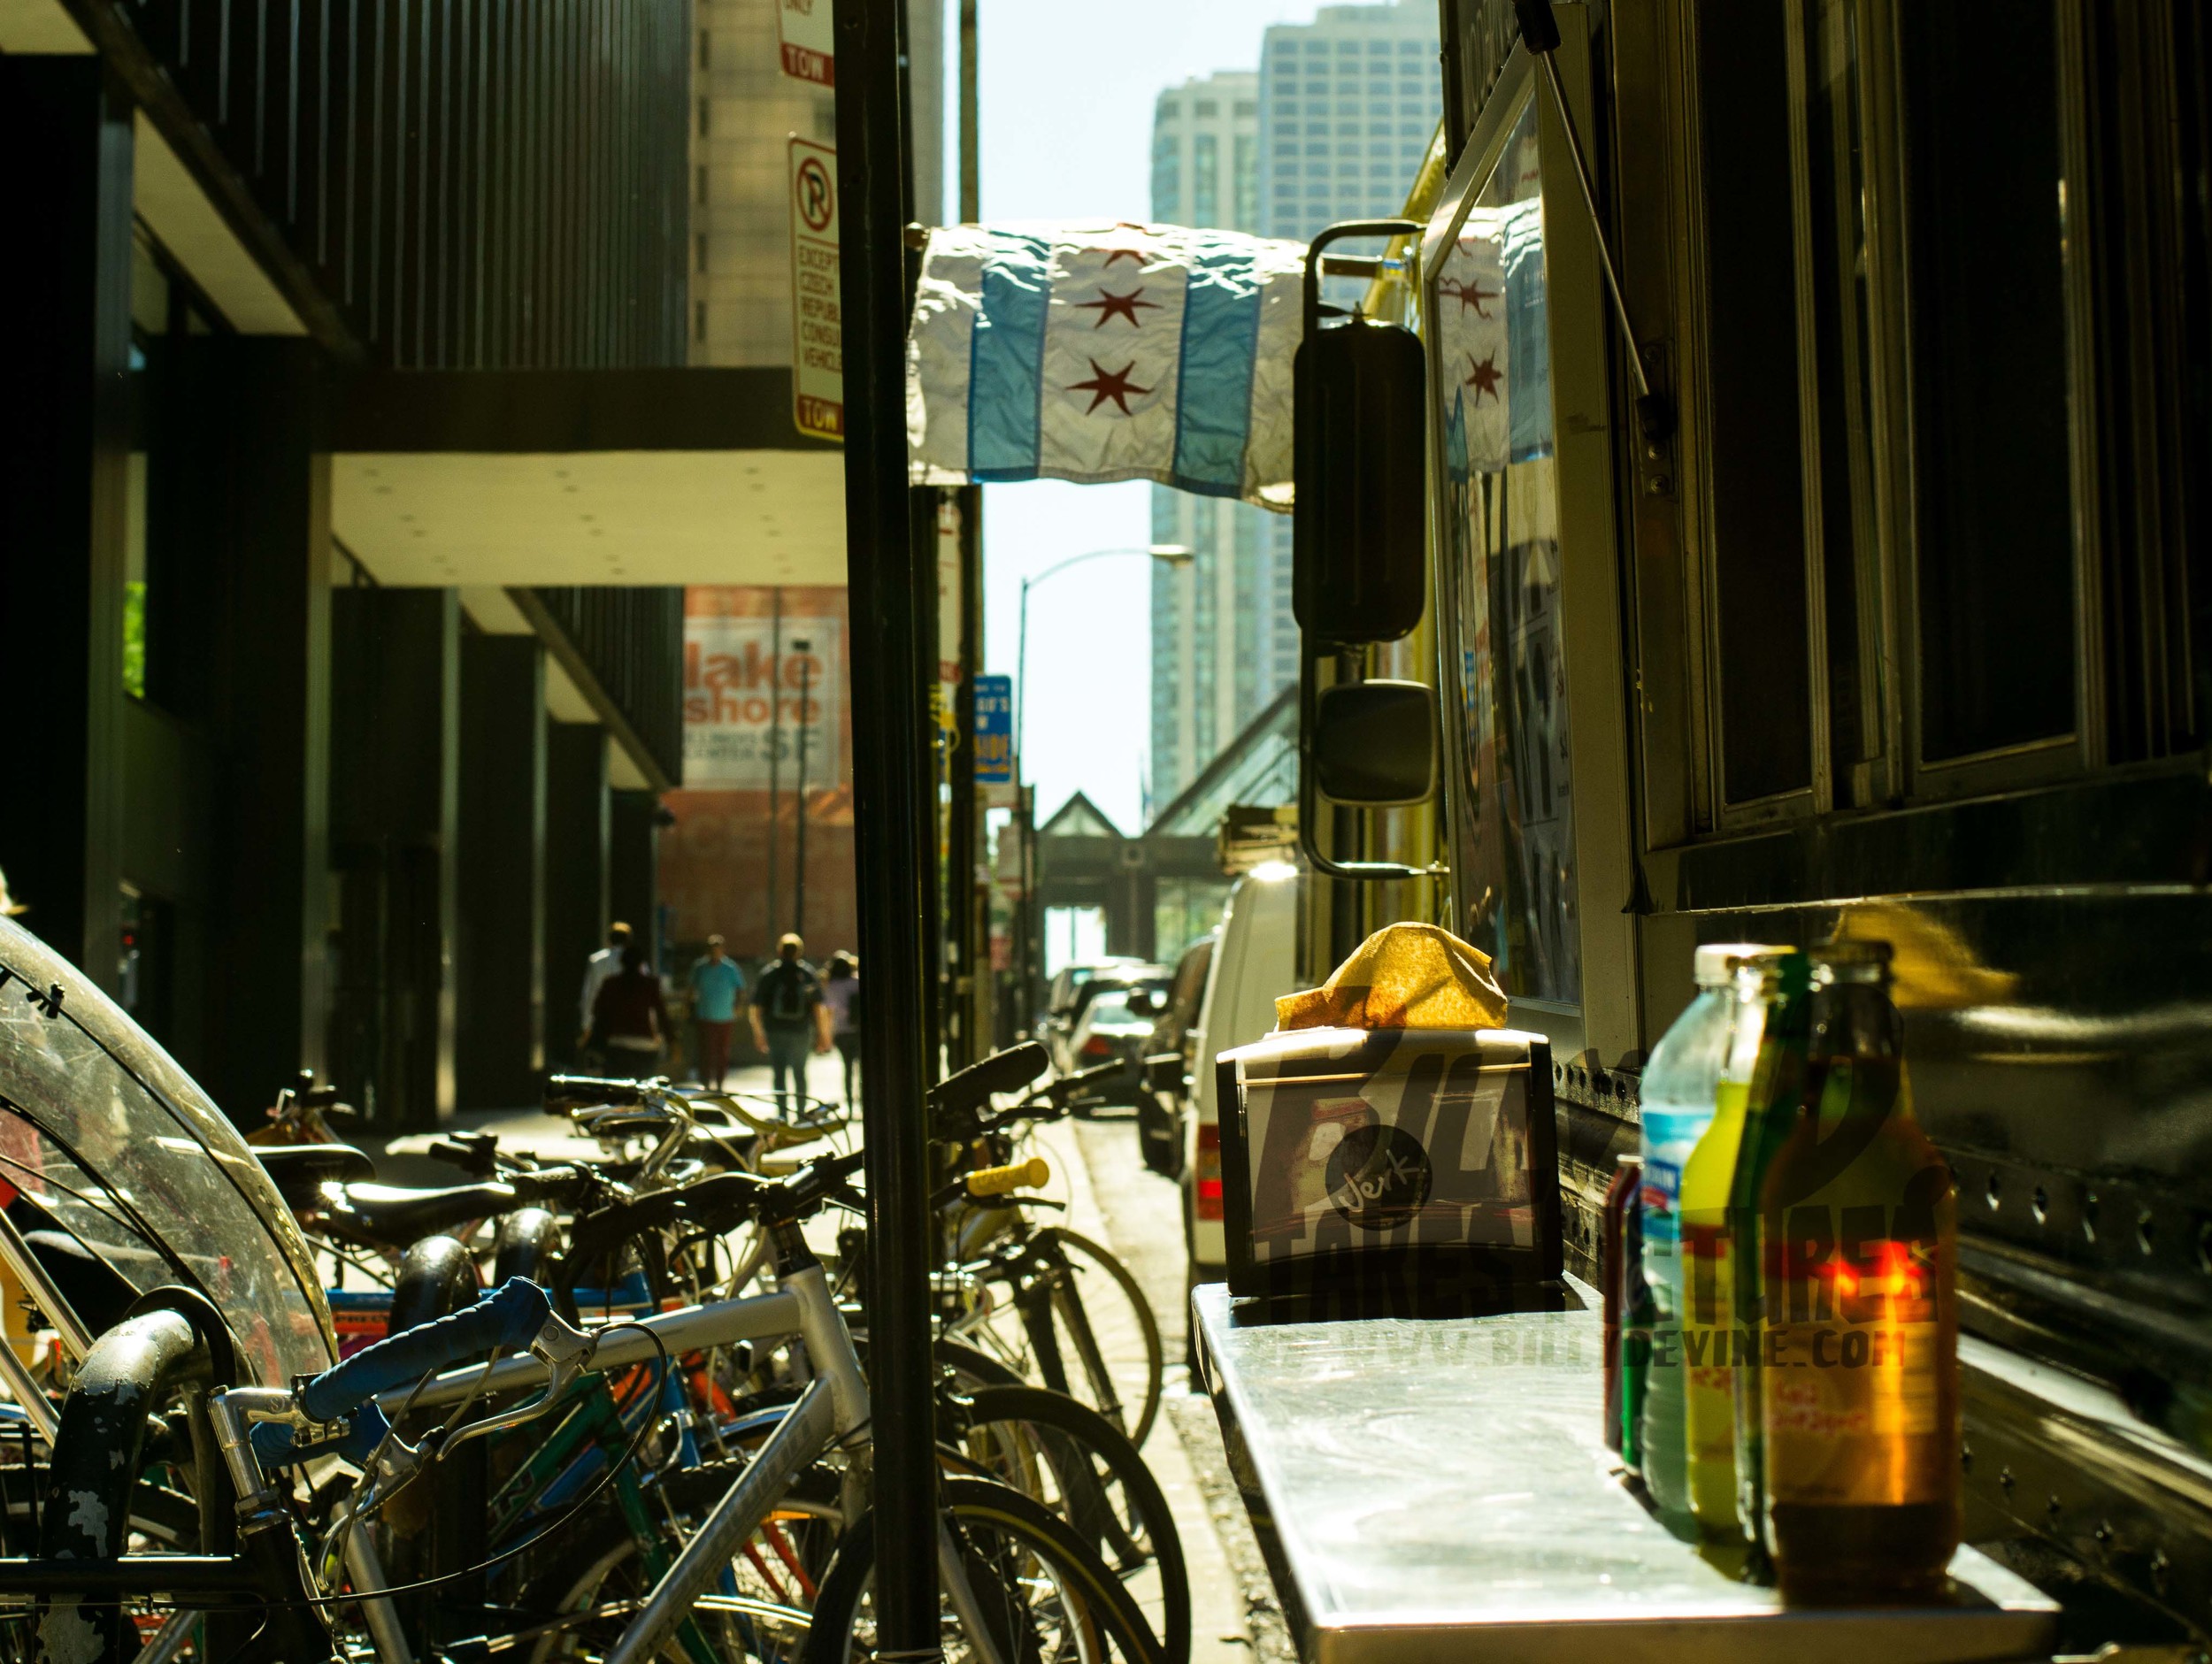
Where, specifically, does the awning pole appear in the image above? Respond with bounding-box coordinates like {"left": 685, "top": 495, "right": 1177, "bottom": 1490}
{"left": 833, "top": 0, "right": 941, "bottom": 1651}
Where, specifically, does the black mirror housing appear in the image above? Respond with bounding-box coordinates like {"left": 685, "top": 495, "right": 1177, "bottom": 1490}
{"left": 1293, "top": 316, "right": 1427, "bottom": 646}
{"left": 1312, "top": 679, "right": 1437, "bottom": 806}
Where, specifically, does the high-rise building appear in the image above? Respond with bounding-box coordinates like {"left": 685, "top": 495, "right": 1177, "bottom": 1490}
{"left": 1145, "top": 4, "right": 1440, "bottom": 817}
{"left": 1146, "top": 73, "right": 1271, "bottom": 816}
{"left": 1258, "top": 1, "right": 1440, "bottom": 244}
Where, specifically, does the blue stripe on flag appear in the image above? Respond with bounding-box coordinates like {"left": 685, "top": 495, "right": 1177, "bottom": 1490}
{"left": 968, "top": 232, "right": 1054, "bottom": 479}
{"left": 1170, "top": 240, "right": 1264, "bottom": 495}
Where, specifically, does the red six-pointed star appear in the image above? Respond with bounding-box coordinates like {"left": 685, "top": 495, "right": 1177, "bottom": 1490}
{"left": 1099, "top": 223, "right": 1150, "bottom": 267}
{"left": 1464, "top": 351, "right": 1502, "bottom": 403}
{"left": 1441, "top": 276, "right": 1499, "bottom": 317}
{"left": 1072, "top": 288, "right": 1161, "bottom": 328}
{"left": 1069, "top": 359, "right": 1153, "bottom": 415}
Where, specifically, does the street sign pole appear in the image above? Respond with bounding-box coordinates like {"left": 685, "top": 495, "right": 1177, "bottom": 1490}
{"left": 833, "top": 0, "right": 939, "bottom": 1649}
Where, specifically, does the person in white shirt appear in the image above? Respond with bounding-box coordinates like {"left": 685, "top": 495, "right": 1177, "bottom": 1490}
{"left": 577, "top": 921, "right": 634, "bottom": 1062}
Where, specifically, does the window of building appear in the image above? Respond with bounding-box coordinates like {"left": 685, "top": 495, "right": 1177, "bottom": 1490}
{"left": 1159, "top": 100, "right": 1180, "bottom": 119}
{"left": 1236, "top": 101, "right": 1257, "bottom": 119}
{"left": 1151, "top": 130, "right": 1181, "bottom": 219}
{"left": 1194, "top": 133, "right": 1219, "bottom": 224}
{"left": 1195, "top": 100, "right": 1217, "bottom": 118}
{"left": 1234, "top": 136, "right": 1258, "bottom": 228}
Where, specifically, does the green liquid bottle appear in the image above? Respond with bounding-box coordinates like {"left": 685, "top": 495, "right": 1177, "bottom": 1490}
{"left": 1728, "top": 951, "right": 1815, "bottom": 1560}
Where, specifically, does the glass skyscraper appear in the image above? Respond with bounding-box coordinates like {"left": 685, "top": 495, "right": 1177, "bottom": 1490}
{"left": 1145, "top": 4, "right": 1440, "bottom": 819}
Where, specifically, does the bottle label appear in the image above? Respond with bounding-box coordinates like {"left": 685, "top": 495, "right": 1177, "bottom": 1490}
{"left": 1640, "top": 1155, "right": 1683, "bottom": 1254}
{"left": 1763, "top": 1315, "right": 1949, "bottom": 1505}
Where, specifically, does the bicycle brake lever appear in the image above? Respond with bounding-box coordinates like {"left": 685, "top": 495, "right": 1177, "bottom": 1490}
{"left": 433, "top": 1309, "right": 601, "bottom": 1453}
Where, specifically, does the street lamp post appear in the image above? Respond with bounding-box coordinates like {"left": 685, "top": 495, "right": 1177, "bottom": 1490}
{"left": 1010, "top": 543, "right": 1192, "bottom": 1031}
{"left": 791, "top": 638, "right": 812, "bottom": 938}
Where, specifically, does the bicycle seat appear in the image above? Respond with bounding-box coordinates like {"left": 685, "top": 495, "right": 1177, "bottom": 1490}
{"left": 320, "top": 1180, "right": 522, "bottom": 1244}
{"left": 256, "top": 1144, "right": 377, "bottom": 1208}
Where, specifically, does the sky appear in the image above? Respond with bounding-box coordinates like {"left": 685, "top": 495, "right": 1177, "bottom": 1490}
{"left": 960, "top": 0, "right": 1327, "bottom": 835}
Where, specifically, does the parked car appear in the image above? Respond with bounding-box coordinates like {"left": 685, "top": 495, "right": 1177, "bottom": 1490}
{"left": 1062, "top": 979, "right": 1171, "bottom": 1109}
{"left": 1041, "top": 957, "right": 1164, "bottom": 1074}
{"left": 1133, "top": 934, "right": 1217, "bottom": 1179}
{"left": 1182, "top": 865, "right": 1301, "bottom": 1295}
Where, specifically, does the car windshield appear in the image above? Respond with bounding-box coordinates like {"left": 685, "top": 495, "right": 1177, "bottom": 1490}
{"left": 0, "top": 918, "right": 335, "bottom": 1384}
{"left": 1086, "top": 993, "right": 1134, "bottom": 1025}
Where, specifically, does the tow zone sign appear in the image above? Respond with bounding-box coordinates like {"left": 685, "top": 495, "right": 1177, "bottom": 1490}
{"left": 777, "top": 0, "right": 833, "bottom": 87}
{"left": 788, "top": 137, "right": 841, "bottom": 442}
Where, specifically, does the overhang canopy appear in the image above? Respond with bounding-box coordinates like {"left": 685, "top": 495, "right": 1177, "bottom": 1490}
{"left": 330, "top": 368, "right": 845, "bottom": 589}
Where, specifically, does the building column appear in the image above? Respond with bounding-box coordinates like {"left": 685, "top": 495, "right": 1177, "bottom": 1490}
{"left": 0, "top": 58, "right": 132, "bottom": 984}
{"left": 609, "top": 787, "right": 661, "bottom": 964}
{"left": 543, "top": 724, "right": 611, "bottom": 1065}
{"left": 457, "top": 637, "right": 547, "bottom": 1109}
{"left": 329, "top": 589, "right": 458, "bottom": 1131}
{"left": 148, "top": 339, "right": 338, "bottom": 1122}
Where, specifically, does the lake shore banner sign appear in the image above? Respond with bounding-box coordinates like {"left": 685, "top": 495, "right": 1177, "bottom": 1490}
{"left": 684, "top": 616, "right": 844, "bottom": 789}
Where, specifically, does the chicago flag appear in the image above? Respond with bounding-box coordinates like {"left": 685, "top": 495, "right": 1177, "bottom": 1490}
{"left": 907, "top": 222, "right": 1306, "bottom": 510}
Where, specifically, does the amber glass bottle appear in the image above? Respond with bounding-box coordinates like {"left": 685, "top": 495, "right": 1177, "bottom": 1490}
{"left": 1756, "top": 940, "right": 1959, "bottom": 1602}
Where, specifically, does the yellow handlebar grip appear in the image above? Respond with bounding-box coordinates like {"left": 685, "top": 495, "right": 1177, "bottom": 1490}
{"left": 965, "top": 1156, "right": 1050, "bottom": 1198}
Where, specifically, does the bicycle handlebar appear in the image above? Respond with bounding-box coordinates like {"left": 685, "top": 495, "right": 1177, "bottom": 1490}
{"left": 966, "top": 1157, "right": 1050, "bottom": 1198}
{"left": 545, "top": 1073, "right": 651, "bottom": 1110}
{"left": 300, "top": 1277, "right": 552, "bottom": 1424}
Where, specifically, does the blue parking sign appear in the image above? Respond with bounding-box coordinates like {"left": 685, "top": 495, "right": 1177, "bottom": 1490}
{"left": 973, "top": 673, "right": 1014, "bottom": 786}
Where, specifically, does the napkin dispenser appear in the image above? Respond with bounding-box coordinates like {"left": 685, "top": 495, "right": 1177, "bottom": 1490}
{"left": 1217, "top": 1025, "right": 1562, "bottom": 1308}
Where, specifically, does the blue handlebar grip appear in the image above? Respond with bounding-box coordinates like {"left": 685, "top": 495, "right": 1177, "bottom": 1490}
{"left": 300, "top": 1277, "right": 551, "bottom": 1424}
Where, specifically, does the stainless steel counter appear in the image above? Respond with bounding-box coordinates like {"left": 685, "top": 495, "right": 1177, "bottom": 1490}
{"left": 1193, "top": 1281, "right": 2058, "bottom": 1664}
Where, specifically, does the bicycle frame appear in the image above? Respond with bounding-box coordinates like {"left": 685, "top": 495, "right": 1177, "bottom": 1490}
{"left": 217, "top": 1249, "right": 1014, "bottom": 1664}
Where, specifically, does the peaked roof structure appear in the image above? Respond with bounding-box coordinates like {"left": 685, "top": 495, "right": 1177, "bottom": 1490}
{"left": 1040, "top": 791, "right": 1125, "bottom": 841}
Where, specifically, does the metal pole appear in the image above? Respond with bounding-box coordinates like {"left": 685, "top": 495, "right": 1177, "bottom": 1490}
{"left": 793, "top": 641, "right": 811, "bottom": 938}
{"left": 833, "top": 0, "right": 940, "bottom": 1647}
{"left": 1015, "top": 573, "right": 1030, "bottom": 786}
{"left": 958, "top": 0, "right": 979, "bottom": 222}
{"left": 767, "top": 588, "right": 783, "bottom": 947}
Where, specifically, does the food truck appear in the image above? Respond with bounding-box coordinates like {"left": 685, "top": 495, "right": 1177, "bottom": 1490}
{"left": 1202, "top": 0, "right": 2212, "bottom": 1657}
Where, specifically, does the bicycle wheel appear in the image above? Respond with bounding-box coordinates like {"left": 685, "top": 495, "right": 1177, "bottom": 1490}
{"left": 800, "top": 1476, "right": 1161, "bottom": 1664}
{"left": 944, "top": 1385, "right": 1189, "bottom": 1664}
{"left": 966, "top": 1228, "right": 1164, "bottom": 1448}
{"left": 516, "top": 1461, "right": 843, "bottom": 1663}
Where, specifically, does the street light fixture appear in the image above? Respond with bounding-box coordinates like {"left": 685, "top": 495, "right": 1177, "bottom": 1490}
{"left": 1009, "top": 542, "right": 1193, "bottom": 1036}
{"left": 1015, "top": 544, "right": 1193, "bottom": 773}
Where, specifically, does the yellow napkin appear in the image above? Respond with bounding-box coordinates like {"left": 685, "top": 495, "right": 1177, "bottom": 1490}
{"left": 1274, "top": 922, "right": 1509, "bottom": 1031}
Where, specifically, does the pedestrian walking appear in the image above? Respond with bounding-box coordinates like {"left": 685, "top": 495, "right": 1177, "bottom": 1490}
{"left": 687, "top": 933, "right": 746, "bottom": 1090}
{"left": 577, "top": 920, "right": 633, "bottom": 1066}
{"left": 749, "top": 932, "right": 831, "bottom": 1116}
{"left": 822, "top": 951, "right": 861, "bottom": 1108}
{"left": 590, "top": 941, "right": 668, "bottom": 1077}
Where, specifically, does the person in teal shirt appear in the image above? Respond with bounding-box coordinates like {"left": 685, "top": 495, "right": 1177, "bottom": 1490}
{"left": 687, "top": 934, "right": 746, "bottom": 1088}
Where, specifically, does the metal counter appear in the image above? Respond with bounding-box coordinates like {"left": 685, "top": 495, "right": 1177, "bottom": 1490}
{"left": 1194, "top": 1281, "right": 2058, "bottom": 1664}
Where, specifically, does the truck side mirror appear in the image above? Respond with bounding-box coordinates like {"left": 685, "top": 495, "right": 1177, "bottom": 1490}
{"left": 1313, "top": 680, "right": 1437, "bottom": 806}
{"left": 1293, "top": 314, "right": 1427, "bottom": 646}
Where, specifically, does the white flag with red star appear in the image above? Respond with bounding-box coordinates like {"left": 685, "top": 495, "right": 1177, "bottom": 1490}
{"left": 908, "top": 221, "right": 1306, "bottom": 509}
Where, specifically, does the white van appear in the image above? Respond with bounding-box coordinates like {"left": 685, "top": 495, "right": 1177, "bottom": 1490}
{"left": 1181, "top": 863, "right": 1302, "bottom": 1284}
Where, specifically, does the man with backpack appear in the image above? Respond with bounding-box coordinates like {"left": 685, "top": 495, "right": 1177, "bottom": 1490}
{"left": 749, "top": 932, "right": 832, "bottom": 1116}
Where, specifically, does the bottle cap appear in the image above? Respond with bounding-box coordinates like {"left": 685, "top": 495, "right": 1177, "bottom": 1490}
{"left": 1691, "top": 941, "right": 1790, "bottom": 986}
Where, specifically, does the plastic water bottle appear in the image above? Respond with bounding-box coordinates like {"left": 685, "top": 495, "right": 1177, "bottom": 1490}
{"left": 1638, "top": 942, "right": 1778, "bottom": 1531}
